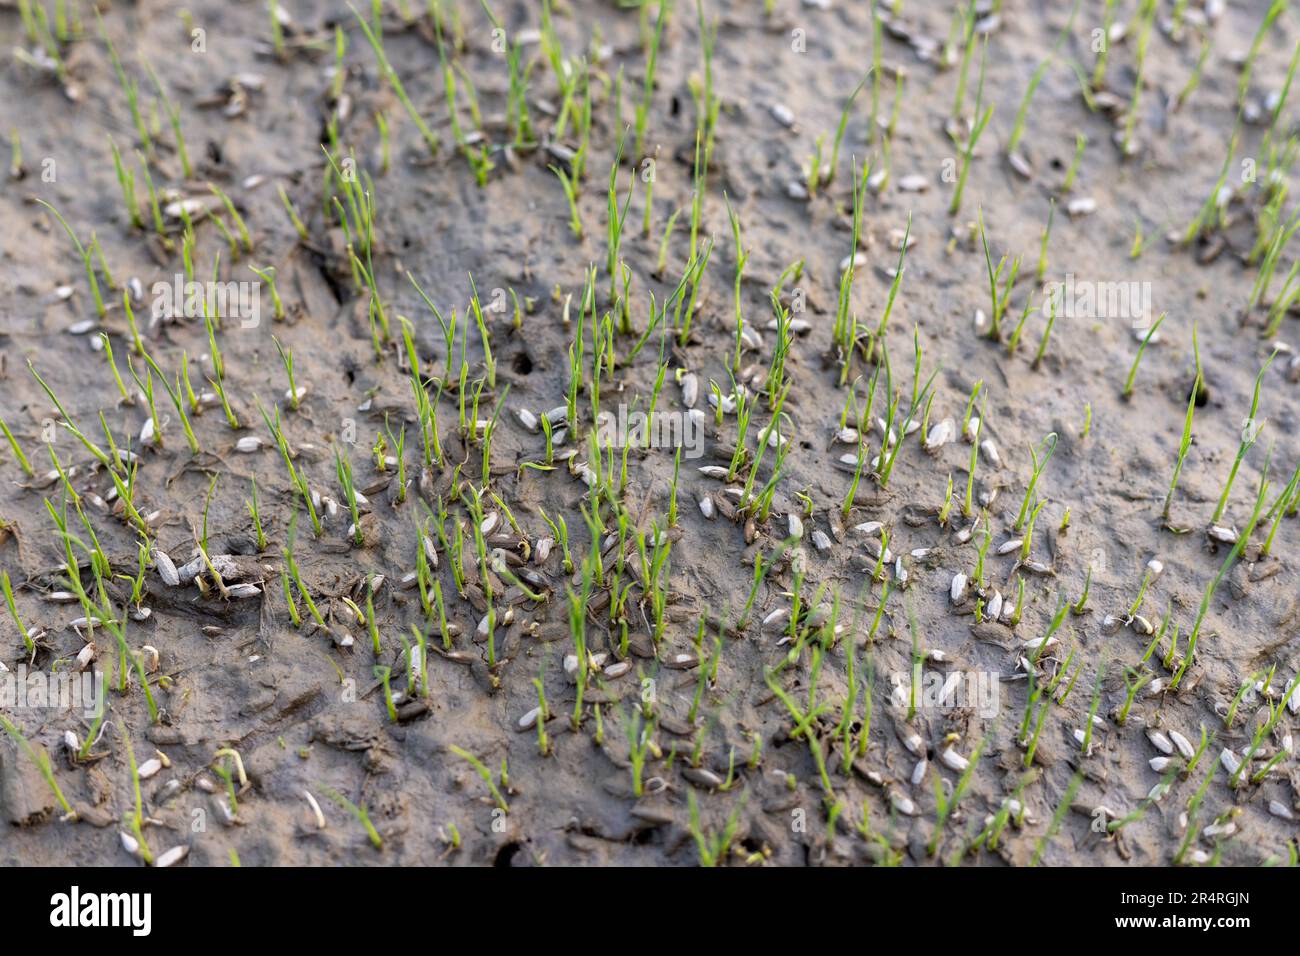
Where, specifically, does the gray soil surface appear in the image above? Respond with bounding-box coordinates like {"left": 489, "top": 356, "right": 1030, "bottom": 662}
{"left": 1, "top": 0, "right": 1299, "bottom": 866}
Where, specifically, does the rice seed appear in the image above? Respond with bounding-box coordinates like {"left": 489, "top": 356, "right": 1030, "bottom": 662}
{"left": 1219, "top": 748, "right": 1241, "bottom": 775}
{"left": 515, "top": 407, "right": 539, "bottom": 433}
{"left": 770, "top": 103, "right": 795, "bottom": 128}
{"left": 153, "top": 549, "right": 180, "bottom": 587}
{"left": 924, "top": 418, "right": 955, "bottom": 452}
{"left": 1168, "top": 729, "right": 1195, "bottom": 760}
{"left": 986, "top": 590, "right": 1003, "bottom": 620}
{"left": 1207, "top": 524, "right": 1238, "bottom": 544}
{"left": 940, "top": 747, "right": 969, "bottom": 771}
{"left": 1066, "top": 197, "right": 1097, "bottom": 216}
{"left": 151, "top": 844, "right": 188, "bottom": 868}
{"left": 889, "top": 790, "right": 918, "bottom": 816}
{"left": 1147, "top": 729, "right": 1174, "bottom": 754}
{"left": 910, "top": 758, "right": 928, "bottom": 785}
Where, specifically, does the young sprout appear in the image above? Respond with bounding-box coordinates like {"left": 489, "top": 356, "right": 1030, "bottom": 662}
{"left": 1010, "top": 432, "right": 1058, "bottom": 533}
{"left": 1210, "top": 350, "right": 1277, "bottom": 524}
{"left": 0, "top": 418, "right": 34, "bottom": 476}
{"left": 36, "top": 200, "right": 106, "bottom": 318}
{"left": 1119, "top": 0, "right": 1157, "bottom": 157}
{"left": 335, "top": 447, "right": 364, "bottom": 546}
{"left": 1006, "top": 3, "right": 1076, "bottom": 164}
{"left": 1174, "top": 474, "right": 1271, "bottom": 690}
{"left": 550, "top": 164, "right": 583, "bottom": 239}
{"left": 949, "top": 39, "right": 992, "bottom": 217}
{"left": 448, "top": 745, "right": 509, "bottom": 813}
{"left": 686, "top": 789, "right": 746, "bottom": 867}
{"left": 0, "top": 715, "right": 75, "bottom": 819}
{"left": 350, "top": 4, "right": 438, "bottom": 157}
{"left": 278, "top": 184, "right": 310, "bottom": 242}
{"left": 634, "top": 0, "right": 670, "bottom": 159}
{"left": 145, "top": 63, "right": 192, "bottom": 178}
{"left": 950, "top": 0, "right": 978, "bottom": 119}
{"left": 2, "top": 571, "right": 36, "bottom": 657}
{"left": 320, "top": 784, "right": 384, "bottom": 850}
{"left": 249, "top": 265, "right": 285, "bottom": 321}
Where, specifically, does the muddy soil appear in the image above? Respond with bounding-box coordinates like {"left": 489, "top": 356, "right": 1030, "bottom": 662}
{"left": 1, "top": 0, "right": 1299, "bottom": 867}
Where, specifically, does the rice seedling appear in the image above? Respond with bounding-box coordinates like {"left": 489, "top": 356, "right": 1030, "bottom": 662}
{"left": 948, "top": 39, "right": 991, "bottom": 217}
{"left": 550, "top": 163, "right": 583, "bottom": 239}
{"left": 375, "top": 664, "right": 398, "bottom": 721}
{"left": 1210, "top": 350, "right": 1277, "bottom": 524}
{"left": 448, "top": 745, "right": 509, "bottom": 813}
{"left": 478, "top": 0, "right": 535, "bottom": 149}
{"left": 98, "top": 13, "right": 150, "bottom": 156}
{"left": 350, "top": 4, "right": 438, "bottom": 157}
{"left": 949, "top": 0, "right": 977, "bottom": 120}
{"left": 928, "top": 737, "right": 985, "bottom": 856}
{"left": 2, "top": 571, "right": 35, "bottom": 657}
{"left": 828, "top": 69, "right": 871, "bottom": 187}
{"left": 277, "top": 185, "right": 310, "bottom": 243}
{"left": 1006, "top": 2, "right": 1077, "bottom": 162}
{"left": 243, "top": 476, "right": 268, "bottom": 551}
{"left": 36, "top": 200, "right": 105, "bottom": 319}
{"left": 1121, "top": 312, "right": 1167, "bottom": 399}
{"left": 634, "top": 0, "right": 670, "bottom": 160}
{"left": 832, "top": 163, "right": 869, "bottom": 377}
{"left": 28, "top": 362, "right": 115, "bottom": 469}
{"left": 962, "top": 402, "right": 985, "bottom": 520}
{"left": 119, "top": 723, "right": 153, "bottom": 863}
{"left": 977, "top": 212, "right": 1020, "bottom": 341}
{"left": 1260, "top": 462, "right": 1300, "bottom": 557}
{"left": 1034, "top": 200, "right": 1056, "bottom": 284}
{"left": 1055, "top": 133, "right": 1085, "bottom": 195}
{"left": 138, "top": 352, "right": 200, "bottom": 455}
{"left": 1238, "top": 0, "right": 1287, "bottom": 112}
{"left": 144, "top": 63, "right": 192, "bottom": 179}
{"left": 0, "top": 715, "right": 74, "bottom": 820}
{"left": 320, "top": 784, "right": 384, "bottom": 850}
{"left": 467, "top": 275, "right": 496, "bottom": 390}
{"left": 686, "top": 789, "right": 746, "bottom": 867}
{"left": 1183, "top": 130, "right": 1239, "bottom": 245}
{"left": 1172, "top": 760, "right": 1220, "bottom": 865}
{"left": 108, "top": 136, "right": 142, "bottom": 230}
{"left": 1119, "top": 0, "right": 1157, "bottom": 158}
{"left": 1173, "top": 474, "right": 1271, "bottom": 691}
{"left": 335, "top": 448, "right": 364, "bottom": 547}
{"left": 1, "top": 417, "right": 35, "bottom": 477}
{"left": 1173, "top": 36, "right": 1211, "bottom": 112}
